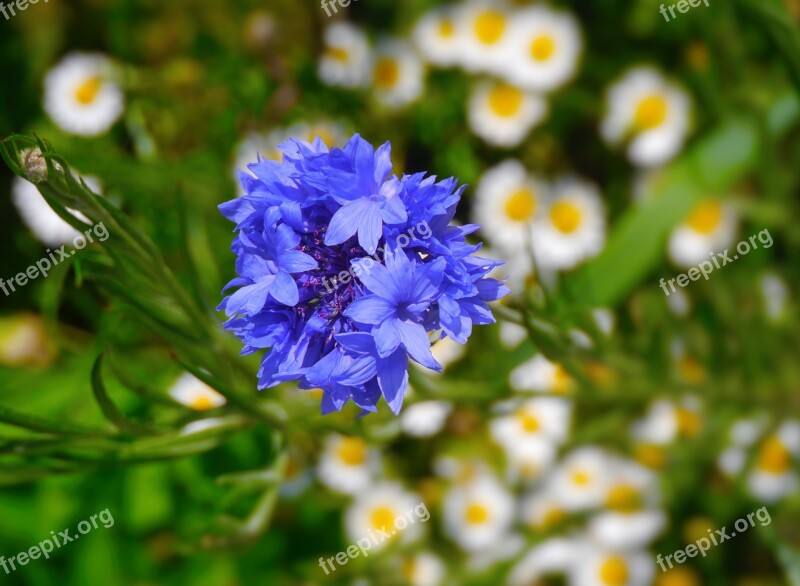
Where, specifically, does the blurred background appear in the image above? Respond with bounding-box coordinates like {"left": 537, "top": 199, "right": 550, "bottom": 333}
{"left": 1, "top": 0, "right": 800, "bottom": 584}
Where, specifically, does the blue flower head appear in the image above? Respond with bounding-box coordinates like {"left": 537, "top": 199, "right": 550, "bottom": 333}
{"left": 219, "top": 134, "right": 509, "bottom": 415}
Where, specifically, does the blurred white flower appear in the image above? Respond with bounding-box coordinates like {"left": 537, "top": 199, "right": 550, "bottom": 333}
{"left": 401, "top": 401, "right": 452, "bottom": 438}
{"left": 413, "top": 6, "right": 462, "bottom": 67}
{"left": 370, "top": 40, "right": 424, "bottom": 107}
{"left": 44, "top": 53, "right": 124, "bottom": 136}
{"left": 317, "top": 435, "right": 379, "bottom": 495}
{"left": 600, "top": 67, "right": 691, "bottom": 167}
{"left": 532, "top": 176, "right": 606, "bottom": 271}
{"left": 501, "top": 5, "right": 582, "bottom": 92}
{"left": 510, "top": 354, "right": 574, "bottom": 394}
{"left": 318, "top": 23, "right": 371, "bottom": 88}
{"left": 344, "top": 483, "right": 423, "bottom": 550}
{"left": 668, "top": 199, "right": 738, "bottom": 268}
{"left": 568, "top": 544, "right": 655, "bottom": 586}
{"left": 455, "top": 1, "right": 514, "bottom": 73}
{"left": 443, "top": 474, "right": 515, "bottom": 552}
{"left": 468, "top": 80, "right": 547, "bottom": 147}
{"left": 508, "top": 538, "right": 575, "bottom": 586}
{"left": 168, "top": 372, "right": 226, "bottom": 411}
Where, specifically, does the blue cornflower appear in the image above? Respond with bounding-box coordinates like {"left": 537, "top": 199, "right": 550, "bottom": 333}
{"left": 219, "top": 133, "right": 509, "bottom": 415}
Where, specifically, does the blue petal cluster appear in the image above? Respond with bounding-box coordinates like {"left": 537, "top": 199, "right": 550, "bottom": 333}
{"left": 219, "top": 134, "right": 509, "bottom": 415}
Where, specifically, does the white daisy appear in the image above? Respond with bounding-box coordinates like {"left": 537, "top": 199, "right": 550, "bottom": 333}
{"left": 630, "top": 397, "right": 703, "bottom": 446}
{"left": 473, "top": 160, "right": 548, "bottom": 251}
{"left": 443, "top": 475, "right": 515, "bottom": 552}
{"left": 501, "top": 5, "right": 583, "bottom": 92}
{"left": 569, "top": 546, "right": 655, "bottom": 586}
{"left": 467, "top": 80, "right": 548, "bottom": 147}
{"left": 168, "top": 372, "right": 226, "bottom": 411}
{"left": 509, "top": 353, "right": 574, "bottom": 394}
{"left": 490, "top": 396, "right": 572, "bottom": 450}
{"left": 548, "top": 447, "right": 615, "bottom": 511}
{"left": 413, "top": 6, "right": 462, "bottom": 67}
{"left": 668, "top": 199, "right": 738, "bottom": 268}
{"left": 504, "top": 439, "right": 558, "bottom": 485}
{"left": 508, "top": 538, "right": 576, "bottom": 586}
{"left": 317, "top": 434, "right": 379, "bottom": 495}
{"left": 467, "top": 533, "right": 525, "bottom": 571}
{"left": 520, "top": 490, "right": 569, "bottom": 530}
{"left": 747, "top": 421, "right": 800, "bottom": 503}
{"left": 43, "top": 53, "right": 124, "bottom": 136}
{"left": 499, "top": 321, "right": 528, "bottom": 349}
{"left": 318, "top": 22, "right": 371, "bottom": 88}
{"left": 402, "top": 552, "right": 446, "bottom": 586}
{"left": 0, "top": 313, "right": 56, "bottom": 368}
{"left": 370, "top": 40, "right": 424, "bottom": 107}
{"left": 12, "top": 174, "right": 101, "bottom": 247}
{"left": 455, "top": 1, "right": 513, "bottom": 73}
{"left": 532, "top": 176, "right": 606, "bottom": 271}
{"left": 588, "top": 511, "right": 667, "bottom": 550}
{"left": 760, "top": 273, "right": 790, "bottom": 321}
{"left": 600, "top": 67, "right": 692, "bottom": 167}
{"left": 665, "top": 287, "right": 692, "bottom": 317}
{"left": 344, "top": 483, "right": 423, "bottom": 550}
{"left": 400, "top": 401, "right": 452, "bottom": 438}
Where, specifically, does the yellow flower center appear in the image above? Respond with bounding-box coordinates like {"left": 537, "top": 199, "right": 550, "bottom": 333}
{"left": 530, "top": 35, "right": 556, "bottom": 62}
{"left": 634, "top": 443, "right": 667, "bottom": 469}
{"left": 74, "top": 76, "right": 103, "bottom": 105}
{"left": 464, "top": 502, "right": 490, "bottom": 525}
{"left": 572, "top": 469, "right": 592, "bottom": 486}
{"left": 504, "top": 188, "right": 537, "bottom": 222}
{"left": 685, "top": 200, "right": 723, "bottom": 235}
{"left": 549, "top": 201, "right": 583, "bottom": 234}
{"left": 488, "top": 84, "right": 524, "bottom": 118}
{"left": 676, "top": 407, "right": 702, "bottom": 438}
{"left": 373, "top": 57, "right": 400, "bottom": 90}
{"left": 336, "top": 437, "right": 367, "bottom": 466}
{"left": 326, "top": 47, "right": 350, "bottom": 63}
{"left": 757, "top": 436, "right": 792, "bottom": 474}
{"left": 438, "top": 19, "right": 455, "bottom": 38}
{"left": 634, "top": 94, "right": 668, "bottom": 131}
{"left": 553, "top": 364, "right": 573, "bottom": 393}
{"left": 474, "top": 10, "right": 506, "bottom": 45}
{"left": 655, "top": 567, "right": 701, "bottom": 586}
{"left": 677, "top": 356, "right": 707, "bottom": 385}
{"left": 606, "top": 484, "right": 640, "bottom": 513}
{"left": 370, "top": 506, "right": 396, "bottom": 531}
{"left": 599, "top": 556, "right": 629, "bottom": 586}
{"left": 190, "top": 395, "right": 216, "bottom": 411}
{"left": 682, "top": 517, "right": 714, "bottom": 544}
{"left": 542, "top": 506, "right": 566, "bottom": 528}
{"left": 515, "top": 409, "right": 540, "bottom": 433}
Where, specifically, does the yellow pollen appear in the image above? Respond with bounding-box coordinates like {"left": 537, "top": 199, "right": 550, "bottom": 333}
{"left": 572, "top": 469, "right": 591, "bottom": 486}
{"left": 326, "top": 47, "right": 349, "bottom": 62}
{"left": 74, "top": 76, "right": 102, "bottom": 105}
{"left": 606, "top": 485, "right": 640, "bottom": 513}
{"left": 530, "top": 35, "right": 556, "bottom": 61}
{"left": 504, "top": 188, "right": 536, "bottom": 222}
{"left": 464, "top": 502, "right": 490, "bottom": 525}
{"left": 599, "top": 556, "right": 629, "bottom": 586}
{"left": 438, "top": 19, "right": 455, "bottom": 38}
{"left": 373, "top": 57, "right": 400, "bottom": 90}
{"left": 488, "top": 84, "right": 524, "bottom": 118}
{"left": 634, "top": 94, "right": 668, "bottom": 131}
{"left": 516, "top": 409, "right": 541, "bottom": 433}
{"left": 474, "top": 10, "right": 506, "bottom": 44}
{"left": 685, "top": 200, "right": 723, "bottom": 235}
{"left": 549, "top": 201, "right": 583, "bottom": 234}
{"left": 370, "top": 506, "right": 396, "bottom": 531}
{"left": 336, "top": 437, "right": 367, "bottom": 466}
{"left": 190, "top": 395, "right": 216, "bottom": 411}
{"left": 757, "top": 436, "right": 792, "bottom": 474}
